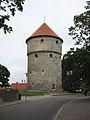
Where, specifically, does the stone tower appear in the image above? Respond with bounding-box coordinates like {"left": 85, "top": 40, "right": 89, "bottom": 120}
{"left": 26, "top": 23, "right": 63, "bottom": 92}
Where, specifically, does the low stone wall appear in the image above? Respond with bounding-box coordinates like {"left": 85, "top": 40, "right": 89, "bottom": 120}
{"left": 0, "top": 88, "right": 19, "bottom": 102}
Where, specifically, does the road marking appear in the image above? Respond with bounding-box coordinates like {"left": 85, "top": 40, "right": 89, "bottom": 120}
{"left": 53, "top": 101, "right": 70, "bottom": 120}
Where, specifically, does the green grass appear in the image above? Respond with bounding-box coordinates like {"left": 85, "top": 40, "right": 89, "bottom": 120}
{"left": 19, "top": 90, "right": 44, "bottom": 96}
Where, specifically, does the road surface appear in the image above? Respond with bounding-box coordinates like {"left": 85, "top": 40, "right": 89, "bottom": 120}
{"left": 0, "top": 96, "right": 73, "bottom": 120}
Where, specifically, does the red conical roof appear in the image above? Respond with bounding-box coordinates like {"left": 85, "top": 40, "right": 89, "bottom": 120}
{"left": 26, "top": 23, "right": 63, "bottom": 42}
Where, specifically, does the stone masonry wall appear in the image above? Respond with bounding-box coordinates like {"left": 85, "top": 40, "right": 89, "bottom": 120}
{"left": 27, "top": 36, "right": 62, "bottom": 92}
{"left": 0, "top": 89, "right": 18, "bottom": 102}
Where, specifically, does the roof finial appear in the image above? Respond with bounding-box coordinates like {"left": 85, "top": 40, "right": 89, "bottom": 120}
{"left": 44, "top": 16, "right": 46, "bottom": 22}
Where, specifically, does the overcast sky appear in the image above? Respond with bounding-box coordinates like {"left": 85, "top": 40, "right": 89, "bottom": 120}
{"left": 0, "top": 0, "right": 87, "bottom": 83}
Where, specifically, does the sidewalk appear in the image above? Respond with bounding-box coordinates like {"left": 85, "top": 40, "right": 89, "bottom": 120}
{"left": 0, "top": 100, "right": 25, "bottom": 108}
{"left": 0, "top": 95, "right": 50, "bottom": 108}
{"left": 56, "top": 96, "right": 90, "bottom": 120}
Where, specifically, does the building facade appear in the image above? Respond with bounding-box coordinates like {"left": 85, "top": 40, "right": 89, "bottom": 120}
{"left": 26, "top": 23, "right": 63, "bottom": 92}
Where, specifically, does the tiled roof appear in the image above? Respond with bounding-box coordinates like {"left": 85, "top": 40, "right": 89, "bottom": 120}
{"left": 26, "top": 23, "right": 63, "bottom": 42}
{"left": 11, "top": 83, "right": 28, "bottom": 90}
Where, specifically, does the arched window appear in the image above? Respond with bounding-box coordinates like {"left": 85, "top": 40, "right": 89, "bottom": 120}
{"left": 41, "top": 70, "right": 45, "bottom": 75}
{"left": 56, "top": 40, "right": 59, "bottom": 45}
{"left": 52, "top": 84, "right": 55, "bottom": 89}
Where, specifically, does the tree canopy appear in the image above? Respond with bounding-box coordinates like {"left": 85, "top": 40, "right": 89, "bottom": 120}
{"left": 62, "top": 1, "right": 90, "bottom": 93}
{"left": 0, "top": 64, "right": 10, "bottom": 87}
{"left": 62, "top": 46, "right": 90, "bottom": 93}
{"left": 0, "top": 0, "right": 25, "bottom": 34}
{"left": 69, "top": 1, "right": 90, "bottom": 46}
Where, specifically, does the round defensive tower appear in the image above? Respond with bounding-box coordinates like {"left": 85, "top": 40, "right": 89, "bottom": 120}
{"left": 26, "top": 23, "right": 63, "bottom": 92}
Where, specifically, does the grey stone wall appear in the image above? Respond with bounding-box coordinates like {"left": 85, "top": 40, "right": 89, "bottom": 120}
{"left": 27, "top": 36, "right": 62, "bottom": 55}
{"left": 26, "top": 36, "right": 62, "bottom": 92}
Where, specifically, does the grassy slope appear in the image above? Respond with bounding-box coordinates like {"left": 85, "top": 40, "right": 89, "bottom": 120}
{"left": 19, "top": 90, "right": 44, "bottom": 96}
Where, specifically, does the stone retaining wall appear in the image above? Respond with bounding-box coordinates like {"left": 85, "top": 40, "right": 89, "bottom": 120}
{"left": 0, "top": 88, "right": 19, "bottom": 102}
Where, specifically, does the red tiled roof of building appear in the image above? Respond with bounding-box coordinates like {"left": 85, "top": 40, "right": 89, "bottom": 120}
{"left": 26, "top": 23, "right": 63, "bottom": 42}
{"left": 11, "top": 83, "right": 28, "bottom": 90}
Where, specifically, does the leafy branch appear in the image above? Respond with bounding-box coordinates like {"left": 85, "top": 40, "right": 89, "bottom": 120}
{"left": 0, "top": 0, "right": 25, "bottom": 34}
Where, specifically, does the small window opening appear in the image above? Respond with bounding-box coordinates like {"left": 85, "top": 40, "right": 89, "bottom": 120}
{"left": 30, "top": 71, "right": 32, "bottom": 74}
{"left": 41, "top": 70, "right": 45, "bottom": 75}
{"left": 41, "top": 39, "right": 44, "bottom": 43}
{"left": 35, "top": 54, "right": 38, "bottom": 58}
{"left": 42, "top": 70, "right": 44, "bottom": 72}
{"left": 56, "top": 40, "right": 59, "bottom": 44}
{"left": 52, "top": 84, "right": 55, "bottom": 89}
{"left": 32, "top": 82, "right": 34, "bottom": 85}
{"left": 50, "top": 54, "right": 53, "bottom": 58}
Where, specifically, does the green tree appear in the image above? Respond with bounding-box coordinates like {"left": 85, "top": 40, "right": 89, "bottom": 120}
{"left": 62, "top": 48, "right": 80, "bottom": 92}
{"left": 0, "top": 64, "right": 10, "bottom": 87}
{"left": 62, "top": 46, "right": 90, "bottom": 92}
{"left": 62, "top": 1, "right": 90, "bottom": 93}
{"left": 0, "top": 0, "right": 25, "bottom": 34}
{"left": 67, "top": 1, "right": 90, "bottom": 93}
{"left": 69, "top": 1, "right": 90, "bottom": 46}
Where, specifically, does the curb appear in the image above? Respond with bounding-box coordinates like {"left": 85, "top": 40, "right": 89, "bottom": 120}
{"left": 0, "top": 95, "right": 50, "bottom": 109}
{"left": 0, "top": 100, "right": 28, "bottom": 109}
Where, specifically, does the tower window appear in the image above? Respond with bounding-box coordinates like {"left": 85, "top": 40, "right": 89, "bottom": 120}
{"left": 32, "top": 82, "right": 34, "bottom": 85}
{"left": 41, "top": 70, "right": 45, "bottom": 75}
{"left": 52, "top": 84, "right": 55, "bottom": 89}
{"left": 30, "top": 71, "right": 32, "bottom": 74}
{"left": 41, "top": 39, "right": 44, "bottom": 43}
{"left": 42, "top": 70, "right": 44, "bottom": 72}
{"left": 50, "top": 54, "right": 53, "bottom": 58}
{"left": 35, "top": 54, "right": 38, "bottom": 58}
{"left": 56, "top": 40, "right": 59, "bottom": 44}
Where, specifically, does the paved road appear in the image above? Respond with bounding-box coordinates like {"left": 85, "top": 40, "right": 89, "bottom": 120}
{"left": 57, "top": 96, "right": 90, "bottom": 120}
{"left": 0, "top": 96, "right": 72, "bottom": 120}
